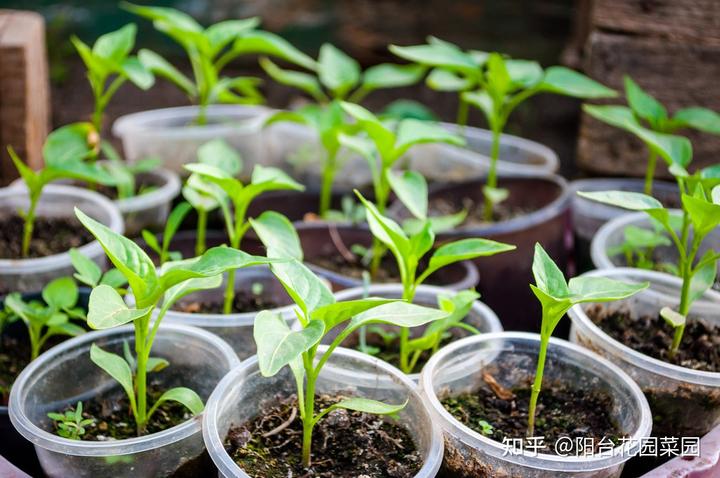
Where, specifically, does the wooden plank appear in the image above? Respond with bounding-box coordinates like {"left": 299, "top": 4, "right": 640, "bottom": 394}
{"left": 592, "top": 0, "right": 720, "bottom": 46}
{"left": 577, "top": 32, "right": 720, "bottom": 177}
{"left": 0, "top": 10, "right": 50, "bottom": 185}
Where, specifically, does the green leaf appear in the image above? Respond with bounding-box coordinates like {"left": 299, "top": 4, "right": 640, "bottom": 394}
{"left": 346, "top": 302, "right": 447, "bottom": 331}
{"left": 163, "top": 202, "right": 192, "bottom": 252}
{"left": 387, "top": 170, "right": 427, "bottom": 220}
{"left": 259, "top": 57, "right": 324, "bottom": 101}
{"left": 162, "top": 275, "right": 223, "bottom": 310}
{"left": 311, "top": 298, "right": 397, "bottom": 330}
{"left": 254, "top": 310, "right": 324, "bottom": 376}
{"left": 673, "top": 107, "right": 720, "bottom": 135}
{"left": 362, "top": 63, "right": 425, "bottom": 91}
{"left": 142, "top": 230, "right": 162, "bottom": 255}
{"left": 426, "top": 68, "right": 473, "bottom": 91}
{"left": 75, "top": 208, "right": 159, "bottom": 303}
{"left": 150, "top": 387, "right": 204, "bottom": 416}
{"left": 660, "top": 307, "right": 686, "bottom": 328}
{"left": 395, "top": 118, "right": 465, "bottom": 157}
{"left": 42, "top": 277, "right": 78, "bottom": 311}
{"left": 567, "top": 276, "right": 649, "bottom": 303}
{"left": 249, "top": 165, "right": 305, "bottom": 193}
{"left": 689, "top": 251, "right": 717, "bottom": 305}
{"left": 485, "top": 53, "right": 511, "bottom": 101}
{"left": 249, "top": 211, "right": 303, "bottom": 260}
{"left": 232, "top": 30, "right": 317, "bottom": 71}
{"left": 388, "top": 42, "right": 477, "bottom": 72}
{"left": 483, "top": 186, "right": 509, "bottom": 206}
{"left": 403, "top": 211, "right": 467, "bottom": 235}
{"left": 462, "top": 90, "right": 495, "bottom": 124}
{"left": 682, "top": 193, "right": 720, "bottom": 236}
{"left": 532, "top": 243, "right": 569, "bottom": 298}
{"left": 381, "top": 99, "right": 438, "bottom": 122}
{"left": 505, "top": 59, "right": 543, "bottom": 88}
{"left": 7, "top": 147, "right": 39, "bottom": 192}
{"left": 325, "top": 397, "right": 407, "bottom": 418}
{"left": 184, "top": 163, "right": 242, "bottom": 198}
{"left": 205, "top": 18, "right": 260, "bottom": 56}
{"left": 100, "top": 268, "right": 128, "bottom": 289}
{"left": 43, "top": 123, "right": 96, "bottom": 166}
{"left": 138, "top": 49, "right": 196, "bottom": 97}
{"left": 120, "top": 57, "right": 155, "bottom": 90}
{"left": 421, "top": 238, "right": 515, "bottom": 285}
{"left": 70, "top": 248, "right": 102, "bottom": 287}
{"left": 539, "top": 67, "right": 617, "bottom": 98}
{"left": 197, "top": 139, "right": 242, "bottom": 176}
{"left": 93, "top": 23, "right": 136, "bottom": 63}
{"left": 318, "top": 43, "right": 361, "bottom": 98}
{"left": 624, "top": 76, "right": 667, "bottom": 125}
{"left": 90, "top": 344, "right": 136, "bottom": 412}
{"left": 356, "top": 192, "right": 410, "bottom": 263}
{"left": 72, "top": 36, "right": 111, "bottom": 77}
{"left": 122, "top": 3, "right": 203, "bottom": 33}
{"left": 88, "top": 285, "right": 151, "bottom": 329}
{"left": 409, "top": 220, "right": 435, "bottom": 261}
{"left": 146, "top": 357, "right": 169, "bottom": 373}
{"left": 577, "top": 190, "right": 663, "bottom": 211}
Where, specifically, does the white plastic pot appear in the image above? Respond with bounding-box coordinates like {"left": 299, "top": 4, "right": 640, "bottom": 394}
{"left": 328, "top": 283, "right": 502, "bottom": 382}
{"left": 159, "top": 267, "right": 295, "bottom": 359}
{"left": 421, "top": 332, "right": 652, "bottom": 477}
{"left": 8, "top": 323, "right": 240, "bottom": 478}
{"left": 0, "top": 184, "right": 123, "bottom": 293}
{"left": 568, "top": 268, "right": 720, "bottom": 438}
{"left": 112, "top": 105, "right": 271, "bottom": 176}
{"left": 591, "top": 211, "right": 720, "bottom": 307}
{"left": 203, "top": 346, "right": 444, "bottom": 478}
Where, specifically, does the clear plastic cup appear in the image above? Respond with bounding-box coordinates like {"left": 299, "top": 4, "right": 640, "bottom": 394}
{"left": 568, "top": 268, "right": 720, "bottom": 438}
{"left": 420, "top": 332, "right": 652, "bottom": 477}
{"left": 112, "top": 105, "right": 271, "bottom": 176}
{"left": 159, "top": 266, "right": 296, "bottom": 359}
{"left": 8, "top": 323, "right": 240, "bottom": 478}
{"left": 114, "top": 168, "right": 181, "bottom": 237}
{"left": 327, "top": 283, "right": 502, "bottom": 382}
{"left": 203, "top": 346, "right": 444, "bottom": 478}
{"left": 0, "top": 184, "right": 124, "bottom": 293}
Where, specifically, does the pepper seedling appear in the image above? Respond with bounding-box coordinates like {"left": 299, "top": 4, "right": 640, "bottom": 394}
{"left": 141, "top": 202, "right": 193, "bottom": 264}
{"left": 528, "top": 243, "right": 648, "bottom": 437}
{"left": 249, "top": 210, "right": 447, "bottom": 467}
{"left": 48, "top": 401, "right": 94, "bottom": 440}
{"left": 390, "top": 38, "right": 616, "bottom": 220}
{"left": 75, "top": 208, "right": 277, "bottom": 434}
{"left": 100, "top": 141, "right": 162, "bottom": 199}
{"left": 2, "top": 277, "right": 86, "bottom": 360}
{"left": 579, "top": 182, "right": 720, "bottom": 358}
{"left": 355, "top": 188, "right": 514, "bottom": 372}
{"left": 8, "top": 124, "right": 114, "bottom": 258}
{"left": 184, "top": 139, "right": 305, "bottom": 314}
{"left": 263, "top": 43, "right": 425, "bottom": 216}
{"left": 123, "top": 3, "right": 315, "bottom": 125}
{"left": 584, "top": 76, "right": 720, "bottom": 195}
{"left": 608, "top": 224, "right": 673, "bottom": 272}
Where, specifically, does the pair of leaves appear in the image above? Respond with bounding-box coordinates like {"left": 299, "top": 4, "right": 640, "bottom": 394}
{"left": 71, "top": 248, "right": 127, "bottom": 291}
{"left": 141, "top": 202, "right": 192, "bottom": 264}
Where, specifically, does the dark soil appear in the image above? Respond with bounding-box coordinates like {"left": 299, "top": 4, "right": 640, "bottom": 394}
{"left": 0, "top": 215, "right": 94, "bottom": 259}
{"left": 174, "top": 291, "right": 280, "bottom": 314}
{"left": 0, "top": 334, "right": 30, "bottom": 405}
{"left": 587, "top": 305, "right": 720, "bottom": 372}
{"left": 225, "top": 394, "right": 422, "bottom": 478}
{"left": 428, "top": 196, "right": 534, "bottom": 227}
{"left": 441, "top": 376, "right": 623, "bottom": 455}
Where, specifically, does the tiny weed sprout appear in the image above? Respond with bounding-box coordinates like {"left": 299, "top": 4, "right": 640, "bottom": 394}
{"left": 528, "top": 244, "right": 647, "bottom": 437}
{"left": 141, "top": 202, "right": 193, "bottom": 264}
{"left": 71, "top": 23, "right": 154, "bottom": 134}
{"left": 123, "top": 3, "right": 315, "bottom": 125}
{"left": 263, "top": 43, "right": 425, "bottom": 215}
{"left": 584, "top": 76, "right": 720, "bottom": 194}
{"left": 579, "top": 183, "right": 720, "bottom": 358}
{"left": 48, "top": 402, "right": 94, "bottom": 440}
{"left": 8, "top": 124, "right": 114, "bottom": 258}
{"left": 74, "top": 208, "right": 276, "bottom": 435}
{"left": 355, "top": 188, "right": 514, "bottom": 372}
{"left": 2, "top": 277, "right": 86, "bottom": 360}
{"left": 390, "top": 37, "right": 616, "bottom": 220}
{"left": 249, "top": 210, "right": 447, "bottom": 467}
{"left": 184, "top": 139, "right": 304, "bottom": 313}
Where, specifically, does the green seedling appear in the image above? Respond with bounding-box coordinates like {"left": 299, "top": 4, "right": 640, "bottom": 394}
{"left": 390, "top": 38, "right": 616, "bottom": 220}
{"left": 8, "top": 124, "right": 114, "bottom": 257}
{"left": 48, "top": 401, "right": 94, "bottom": 440}
{"left": 478, "top": 419, "right": 494, "bottom": 437}
{"left": 141, "top": 202, "right": 193, "bottom": 264}
{"left": 123, "top": 3, "right": 315, "bottom": 125}
{"left": 263, "top": 44, "right": 424, "bottom": 215}
{"left": 71, "top": 23, "right": 154, "bottom": 134}
{"left": 584, "top": 76, "right": 720, "bottom": 195}
{"left": 184, "top": 139, "right": 305, "bottom": 314}
{"left": 579, "top": 182, "right": 720, "bottom": 358}
{"left": 3, "top": 277, "right": 86, "bottom": 360}
{"left": 70, "top": 248, "right": 127, "bottom": 294}
{"left": 249, "top": 210, "right": 447, "bottom": 467}
{"left": 528, "top": 244, "right": 647, "bottom": 437}
{"left": 75, "top": 207, "right": 277, "bottom": 434}
{"left": 100, "top": 142, "right": 162, "bottom": 199}
{"left": 355, "top": 188, "right": 514, "bottom": 372}
{"left": 608, "top": 224, "right": 672, "bottom": 271}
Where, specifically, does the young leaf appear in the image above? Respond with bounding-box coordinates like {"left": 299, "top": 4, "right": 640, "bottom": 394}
{"left": 162, "top": 275, "right": 223, "bottom": 310}
{"left": 70, "top": 248, "right": 102, "bottom": 287}
{"left": 87, "top": 285, "right": 151, "bottom": 329}
{"left": 162, "top": 202, "right": 193, "bottom": 251}
{"left": 362, "top": 63, "right": 425, "bottom": 91}
{"left": 231, "top": 30, "right": 317, "bottom": 71}
{"left": 388, "top": 42, "right": 477, "bottom": 72}
{"left": 254, "top": 310, "right": 324, "bottom": 376}
{"left": 577, "top": 190, "right": 663, "bottom": 211}
{"left": 660, "top": 307, "right": 686, "bottom": 328}
{"left": 355, "top": 192, "right": 410, "bottom": 261}
{"left": 43, "top": 123, "right": 97, "bottom": 166}
{"left": 138, "top": 49, "right": 197, "bottom": 97}
{"left": 387, "top": 170, "right": 428, "bottom": 220}
{"left": 90, "top": 344, "right": 136, "bottom": 412}
{"left": 395, "top": 118, "right": 465, "bottom": 156}
{"left": 319, "top": 397, "right": 407, "bottom": 421}
{"left": 689, "top": 253, "right": 717, "bottom": 305}
{"left": 310, "top": 298, "right": 397, "bottom": 330}
{"left": 149, "top": 387, "right": 204, "bottom": 417}
{"left": 259, "top": 57, "right": 325, "bottom": 101}
{"left": 426, "top": 68, "right": 474, "bottom": 91}
{"left": 142, "top": 230, "right": 162, "bottom": 255}
{"left": 249, "top": 211, "right": 303, "bottom": 260}
{"left": 93, "top": 23, "right": 136, "bottom": 63}
{"left": 42, "top": 277, "right": 78, "bottom": 311}
{"left": 532, "top": 243, "right": 570, "bottom": 298}
{"left": 197, "top": 139, "right": 242, "bottom": 176}
{"left": 420, "top": 238, "right": 515, "bottom": 284}
{"left": 624, "top": 76, "right": 667, "bottom": 125}
{"left": 673, "top": 107, "right": 720, "bottom": 135}
{"left": 682, "top": 193, "right": 720, "bottom": 236}
{"left": 345, "top": 302, "right": 447, "bottom": 331}
{"left": 146, "top": 357, "right": 169, "bottom": 373}
{"left": 539, "top": 67, "right": 617, "bottom": 98}
{"left": 317, "top": 43, "right": 360, "bottom": 98}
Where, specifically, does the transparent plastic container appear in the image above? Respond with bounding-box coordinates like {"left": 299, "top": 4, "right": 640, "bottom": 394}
{"left": 569, "top": 178, "right": 678, "bottom": 273}
{"left": 114, "top": 168, "right": 181, "bottom": 237}
{"left": 392, "top": 174, "right": 571, "bottom": 332}
{"left": 264, "top": 121, "right": 558, "bottom": 191}
{"left": 569, "top": 268, "right": 720, "bottom": 438}
{"left": 203, "top": 346, "right": 444, "bottom": 478}
{"left": 420, "top": 332, "right": 652, "bottom": 477}
{"left": 0, "top": 184, "right": 124, "bottom": 294}
{"left": 8, "top": 323, "right": 240, "bottom": 478}
{"left": 591, "top": 212, "right": 720, "bottom": 307}
{"left": 327, "top": 283, "right": 502, "bottom": 382}
{"left": 112, "top": 105, "right": 271, "bottom": 176}
{"left": 159, "top": 266, "right": 295, "bottom": 359}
